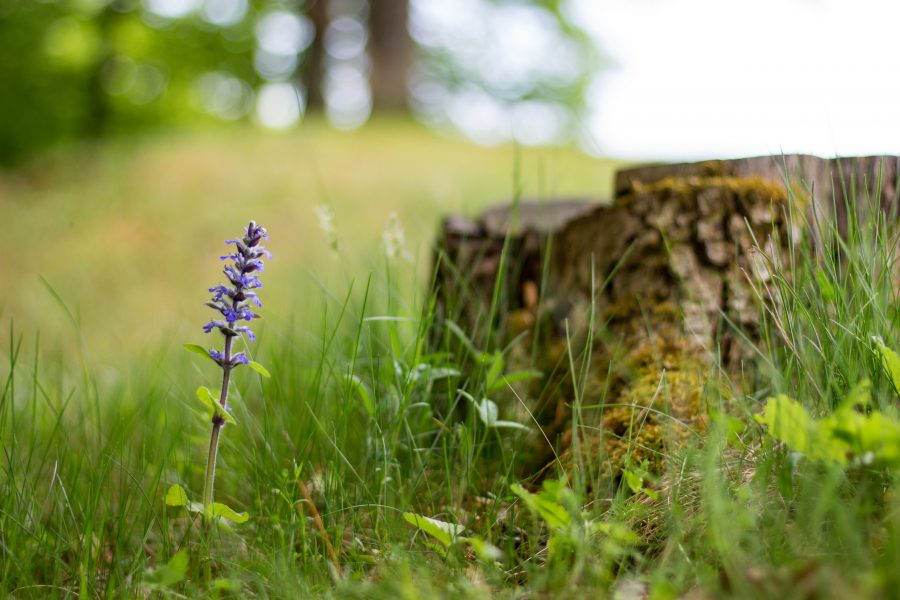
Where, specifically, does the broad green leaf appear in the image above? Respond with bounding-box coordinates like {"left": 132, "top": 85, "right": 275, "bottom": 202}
{"left": 196, "top": 386, "right": 216, "bottom": 410}
{"left": 622, "top": 469, "right": 644, "bottom": 494}
{"left": 247, "top": 361, "right": 271, "bottom": 378}
{"left": 511, "top": 483, "right": 571, "bottom": 530}
{"left": 754, "top": 395, "right": 815, "bottom": 454}
{"left": 403, "top": 512, "right": 464, "bottom": 548}
{"left": 756, "top": 395, "right": 846, "bottom": 463}
{"left": 164, "top": 484, "right": 188, "bottom": 507}
{"left": 184, "top": 343, "right": 215, "bottom": 361}
{"left": 207, "top": 502, "right": 249, "bottom": 523}
{"left": 857, "top": 413, "right": 900, "bottom": 464}
{"left": 195, "top": 386, "right": 236, "bottom": 425}
{"left": 144, "top": 549, "right": 189, "bottom": 587}
{"left": 166, "top": 484, "right": 203, "bottom": 513}
{"left": 872, "top": 336, "right": 900, "bottom": 395}
{"left": 757, "top": 386, "right": 900, "bottom": 467}
{"left": 347, "top": 374, "right": 375, "bottom": 417}
{"left": 162, "top": 550, "right": 189, "bottom": 583}
{"left": 827, "top": 406, "right": 900, "bottom": 466}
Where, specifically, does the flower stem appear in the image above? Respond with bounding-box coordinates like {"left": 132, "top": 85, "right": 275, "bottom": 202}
{"left": 202, "top": 334, "right": 233, "bottom": 508}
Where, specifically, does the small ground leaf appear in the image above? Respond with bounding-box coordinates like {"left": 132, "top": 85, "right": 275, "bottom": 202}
{"left": 144, "top": 549, "right": 189, "bottom": 587}
{"left": 511, "top": 483, "right": 571, "bottom": 530}
{"left": 165, "top": 484, "right": 188, "bottom": 507}
{"left": 207, "top": 502, "right": 249, "bottom": 523}
{"left": 403, "top": 512, "right": 464, "bottom": 548}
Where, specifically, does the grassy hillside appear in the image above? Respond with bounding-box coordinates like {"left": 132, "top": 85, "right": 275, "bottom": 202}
{"left": 0, "top": 118, "right": 622, "bottom": 362}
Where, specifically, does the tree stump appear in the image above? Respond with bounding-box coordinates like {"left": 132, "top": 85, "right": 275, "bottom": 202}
{"left": 434, "top": 155, "right": 900, "bottom": 479}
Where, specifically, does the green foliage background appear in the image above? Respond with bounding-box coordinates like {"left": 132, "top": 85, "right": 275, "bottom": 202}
{"left": 1, "top": 0, "right": 261, "bottom": 164}
{"left": 0, "top": 0, "right": 599, "bottom": 165}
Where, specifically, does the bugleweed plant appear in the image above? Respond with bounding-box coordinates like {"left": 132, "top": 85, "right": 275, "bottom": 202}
{"left": 172, "top": 221, "right": 272, "bottom": 524}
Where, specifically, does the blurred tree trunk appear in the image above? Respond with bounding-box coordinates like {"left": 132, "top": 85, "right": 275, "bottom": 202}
{"left": 85, "top": 5, "right": 115, "bottom": 137}
{"left": 305, "top": 0, "right": 329, "bottom": 110}
{"left": 368, "top": 0, "right": 410, "bottom": 111}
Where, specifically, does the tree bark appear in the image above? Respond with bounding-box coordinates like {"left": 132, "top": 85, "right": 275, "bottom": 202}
{"left": 368, "top": 0, "right": 410, "bottom": 111}
{"left": 304, "top": 0, "right": 329, "bottom": 110}
{"left": 434, "top": 154, "right": 900, "bottom": 479}
{"left": 437, "top": 155, "right": 900, "bottom": 354}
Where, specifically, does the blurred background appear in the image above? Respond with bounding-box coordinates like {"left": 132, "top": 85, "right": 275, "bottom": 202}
{"left": 0, "top": 0, "right": 598, "bottom": 164}
{"left": 2, "top": 0, "right": 900, "bottom": 364}
{"left": 3, "top": 0, "right": 900, "bottom": 165}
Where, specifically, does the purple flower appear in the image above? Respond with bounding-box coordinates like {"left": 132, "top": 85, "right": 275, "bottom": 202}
{"left": 202, "top": 221, "right": 271, "bottom": 346}
{"left": 219, "top": 306, "right": 256, "bottom": 322}
{"left": 242, "top": 291, "right": 262, "bottom": 308}
{"left": 209, "top": 349, "right": 250, "bottom": 367}
{"left": 234, "top": 326, "right": 256, "bottom": 341}
{"left": 203, "top": 320, "right": 226, "bottom": 334}
{"left": 195, "top": 221, "right": 272, "bottom": 509}
{"left": 209, "top": 285, "right": 232, "bottom": 301}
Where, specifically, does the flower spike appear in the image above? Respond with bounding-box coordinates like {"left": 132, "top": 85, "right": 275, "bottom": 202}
{"left": 194, "top": 221, "right": 271, "bottom": 511}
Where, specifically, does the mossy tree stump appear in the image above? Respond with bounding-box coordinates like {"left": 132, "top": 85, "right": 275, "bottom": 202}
{"left": 434, "top": 155, "right": 900, "bottom": 479}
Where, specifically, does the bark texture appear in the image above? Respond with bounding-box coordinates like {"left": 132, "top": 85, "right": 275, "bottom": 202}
{"left": 434, "top": 155, "right": 900, "bottom": 478}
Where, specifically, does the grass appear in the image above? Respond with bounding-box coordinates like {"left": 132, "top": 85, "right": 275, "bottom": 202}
{"left": 3, "top": 122, "right": 900, "bottom": 597}
{"left": 0, "top": 116, "right": 621, "bottom": 363}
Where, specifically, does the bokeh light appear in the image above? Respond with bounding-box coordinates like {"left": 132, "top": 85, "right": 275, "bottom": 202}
{"left": 200, "top": 0, "right": 247, "bottom": 27}
{"left": 322, "top": 0, "right": 372, "bottom": 130}
{"left": 408, "top": 0, "right": 581, "bottom": 146}
{"left": 255, "top": 82, "right": 304, "bottom": 129}
{"left": 144, "top": 0, "right": 200, "bottom": 20}
{"left": 254, "top": 48, "right": 299, "bottom": 81}
{"left": 255, "top": 10, "right": 314, "bottom": 56}
{"left": 194, "top": 71, "right": 253, "bottom": 120}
